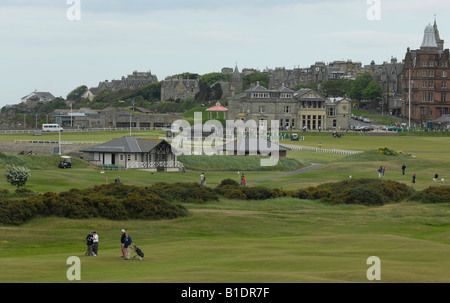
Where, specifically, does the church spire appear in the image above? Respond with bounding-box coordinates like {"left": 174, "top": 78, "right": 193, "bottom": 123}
{"left": 433, "top": 15, "right": 444, "bottom": 51}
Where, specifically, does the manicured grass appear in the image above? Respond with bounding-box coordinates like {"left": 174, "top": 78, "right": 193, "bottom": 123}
{"left": 178, "top": 155, "right": 305, "bottom": 171}
{"left": 1, "top": 130, "right": 450, "bottom": 283}
{"left": 1, "top": 198, "right": 450, "bottom": 282}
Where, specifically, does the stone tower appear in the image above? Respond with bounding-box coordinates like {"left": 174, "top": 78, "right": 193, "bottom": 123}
{"left": 230, "top": 64, "right": 243, "bottom": 94}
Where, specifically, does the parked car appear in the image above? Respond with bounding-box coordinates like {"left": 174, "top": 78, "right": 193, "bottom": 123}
{"left": 363, "top": 118, "right": 371, "bottom": 123}
{"left": 354, "top": 125, "right": 371, "bottom": 132}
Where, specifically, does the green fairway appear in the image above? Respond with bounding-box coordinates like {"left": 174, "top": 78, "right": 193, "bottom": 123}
{"left": 1, "top": 199, "right": 450, "bottom": 283}
{"left": 1, "top": 130, "right": 450, "bottom": 283}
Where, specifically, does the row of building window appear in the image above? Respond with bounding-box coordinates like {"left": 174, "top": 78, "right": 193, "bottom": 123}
{"left": 251, "top": 93, "right": 293, "bottom": 99}
{"left": 421, "top": 81, "right": 448, "bottom": 88}
{"left": 422, "top": 61, "right": 449, "bottom": 67}
{"left": 414, "top": 70, "right": 447, "bottom": 77}
{"left": 256, "top": 102, "right": 326, "bottom": 113}
{"left": 421, "top": 92, "right": 448, "bottom": 102}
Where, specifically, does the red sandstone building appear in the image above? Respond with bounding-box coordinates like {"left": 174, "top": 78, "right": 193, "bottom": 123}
{"left": 402, "top": 21, "right": 450, "bottom": 125}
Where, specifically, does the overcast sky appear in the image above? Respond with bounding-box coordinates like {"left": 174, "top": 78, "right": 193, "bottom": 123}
{"left": 1, "top": 0, "right": 449, "bottom": 108}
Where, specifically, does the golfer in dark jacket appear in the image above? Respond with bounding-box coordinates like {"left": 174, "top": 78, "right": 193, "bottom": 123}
{"left": 121, "top": 229, "right": 126, "bottom": 258}
{"left": 85, "top": 232, "right": 93, "bottom": 256}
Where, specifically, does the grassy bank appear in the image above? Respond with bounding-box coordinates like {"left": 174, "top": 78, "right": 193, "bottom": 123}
{"left": 178, "top": 155, "right": 304, "bottom": 171}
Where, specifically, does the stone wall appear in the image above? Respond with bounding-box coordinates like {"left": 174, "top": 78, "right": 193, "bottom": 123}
{"left": 0, "top": 142, "right": 88, "bottom": 157}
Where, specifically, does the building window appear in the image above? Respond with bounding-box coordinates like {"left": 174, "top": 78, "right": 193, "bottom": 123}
{"left": 328, "top": 108, "right": 335, "bottom": 116}
{"left": 442, "top": 92, "right": 447, "bottom": 102}
{"left": 429, "top": 70, "right": 434, "bottom": 77}
{"left": 429, "top": 92, "right": 434, "bottom": 102}
{"left": 333, "top": 120, "right": 337, "bottom": 127}
{"left": 442, "top": 81, "right": 447, "bottom": 89}
{"left": 422, "top": 93, "right": 427, "bottom": 102}
{"left": 134, "top": 154, "right": 138, "bottom": 161}
{"left": 94, "top": 153, "right": 100, "bottom": 161}
{"left": 120, "top": 154, "right": 124, "bottom": 161}
{"left": 259, "top": 105, "right": 266, "bottom": 113}
{"left": 422, "top": 71, "right": 427, "bottom": 77}
{"left": 429, "top": 81, "right": 434, "bottom": 88}
{"left": 127, "top": 154, "right": 131, "bottom": 161}
{"left": 422, "top": 81, "right": 427, "bottom": 88}
{"left": 443, "top": 71, "right": 447, "bottom": 77}
{"left": 283, "top": 105, "right": 291, "bottom": 113}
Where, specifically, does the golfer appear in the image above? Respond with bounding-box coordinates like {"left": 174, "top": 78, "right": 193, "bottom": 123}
{"left": 124, "top": 233, "right": 133, "bottom": 260}
{"left": 120, "top": 229, "right": 126, "bottom": 258}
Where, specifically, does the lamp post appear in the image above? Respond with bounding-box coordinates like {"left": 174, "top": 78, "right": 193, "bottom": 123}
{"left": 58, "top": 129, "right": 61, "bottom": 156}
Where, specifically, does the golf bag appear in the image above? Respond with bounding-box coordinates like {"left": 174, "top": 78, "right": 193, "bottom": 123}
{"left": 132, "top": 244, "right": 144, "bottom": 260}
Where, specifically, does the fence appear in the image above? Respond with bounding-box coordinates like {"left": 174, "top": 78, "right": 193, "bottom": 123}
{"left": 126, "top": 161, "right": 183, "bottom": 169}
{"left": 1, "top": 127, "right": 171, "bottom": 134}
{"left": 14, "top": 140, "right": 102, "bottom": 145}
{"left": 280, "top": 143, "right": 363, "bottom": 156}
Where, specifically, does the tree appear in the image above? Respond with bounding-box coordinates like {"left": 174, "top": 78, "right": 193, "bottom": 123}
{"left": 243, "top": 73, "right": 270, "bottom": 90}
{"left": 195, "top": 73, "right": 231, "bottom": 102}
{"left": 349, "top": 73, "right": 374, "bottom": 109}
{"left": 293, "top": 82, "right": 319, "bottom": 91}
{"left": 67, "top": 85, "right": 88, "bottom": 102}
{"left": 321, "top": 78, "right": 353, "bottom": 98}
{"left": 363, "top": 81, "right": 383, "bottom": 110}
{"left": 5, "top": 165, "right": 31, "bottom": 193}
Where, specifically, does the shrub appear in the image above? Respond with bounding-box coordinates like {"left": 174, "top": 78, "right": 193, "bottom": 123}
{"left": 376, "top": 147, "right": 399, "bottom": 156}
{"left": 0, "top": 184, "right": 190, "bottom": 225}
{"left": 225, "top": 189, "right": 246, "bottom": 200}
{"left": 242, "top": 186, "right": 272, "bottom": 200}
{"left": 409, "top": 186, "right": 450, "bottom": 203}
{"left": 218, "top": 178, "right": 241, "bottom": 188}
{"left": 148, "top": 182, "right": 218, "bottom": 203}
{"left": 315, "top": 178, "right": 414, "bottom": 206}
{"left": 269, "top": 188, "right": 287, "bottom": 199}
{"left": 0, "top": 198, "right": 37, "bottom": 225}
{"left": 296, "top": 186, "right": 331, "bottom": 200}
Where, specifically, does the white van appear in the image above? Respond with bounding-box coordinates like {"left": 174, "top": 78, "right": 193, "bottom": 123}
{"left": 42, "top": 124, "right": 64, "bottom": 132}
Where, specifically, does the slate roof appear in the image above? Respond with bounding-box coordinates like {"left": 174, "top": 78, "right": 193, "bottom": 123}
{"left": 81, "top": 137, "right": 166, "bottom": 153}
{"left": 245, "top": 81, "right": 270, "bottom": 92}
{"left": 22, "top": 92, "right": 55, "bottom": 101}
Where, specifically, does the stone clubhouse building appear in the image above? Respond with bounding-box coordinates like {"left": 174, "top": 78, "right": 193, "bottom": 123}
{"left": 227, "top": 82, "right": 351, "bottom": 131}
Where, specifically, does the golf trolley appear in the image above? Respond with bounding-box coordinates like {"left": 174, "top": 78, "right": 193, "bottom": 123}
{"left": 131, "top": 244, "right": 144, "bottom": 261}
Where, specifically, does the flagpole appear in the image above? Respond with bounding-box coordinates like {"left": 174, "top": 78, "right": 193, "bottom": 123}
{"left": 130, "top": 99, "right": 133, "bottom": 136}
